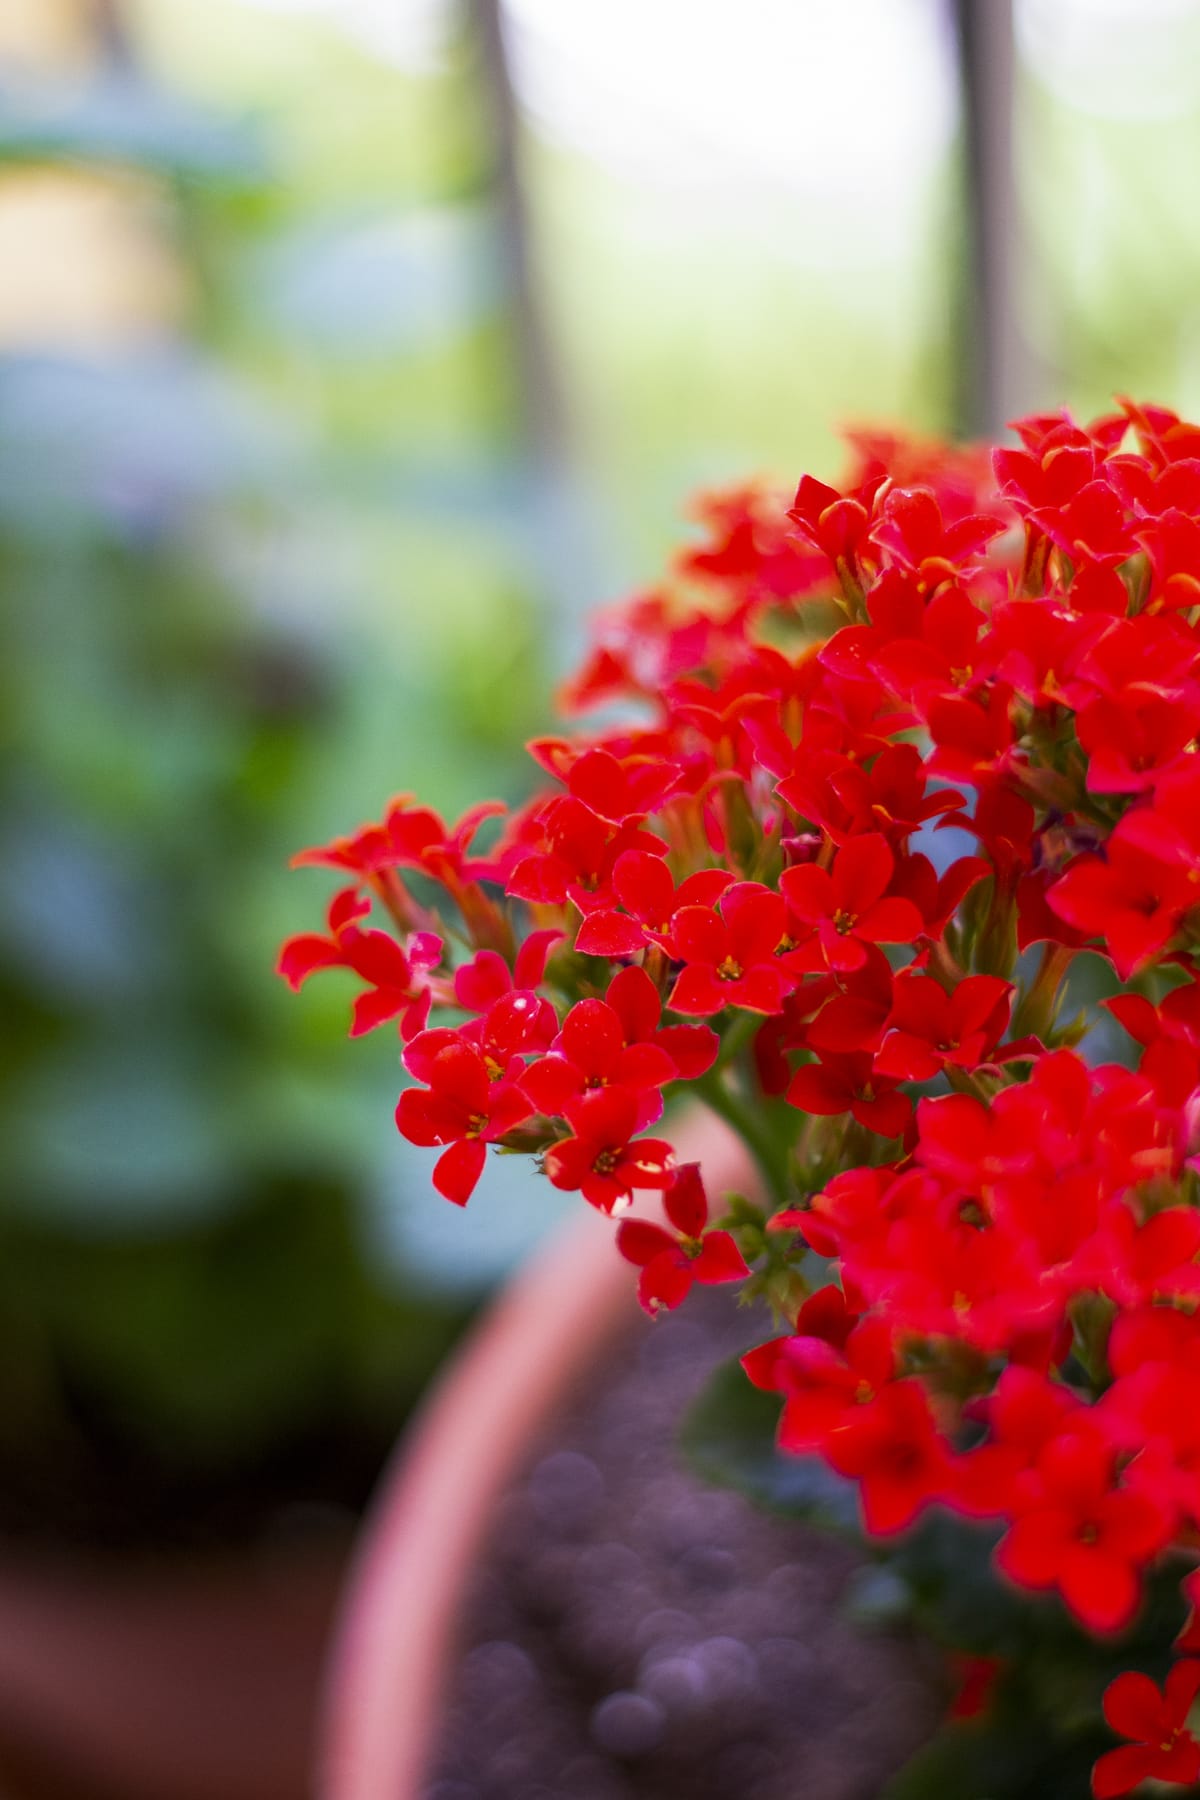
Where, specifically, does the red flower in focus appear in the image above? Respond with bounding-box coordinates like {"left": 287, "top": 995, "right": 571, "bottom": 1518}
{"left": 668, "top": 882, "right": 795, "bottom": 1016}
{"left": 779, "top": 833, "right": 924, "bottom": 973}
{"left": 786, "top": 1050, "right": 911, "bottom": 1139}
{"left": 543, "top": 1088, "right": 675, "bottom": 1214}
{"left": 1092, "top": 1662, "right": 1200, "bottom": 1798}
{"left": 573, "top": 850, "right": 732, "bottom": 957}
{"left": 616, "top": 1163, "right": 749, "bottom": 1314}
{"left": 395, "top": 1036, "right": 534, "bottom": 1205}
{"left": 521, "top": 994, "right": 678, "bottom": 1127}
{"left": 874, "top": 972, "right": 1014, "bottom": 1082}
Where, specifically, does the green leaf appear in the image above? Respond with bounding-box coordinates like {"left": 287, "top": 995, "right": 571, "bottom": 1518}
{"left": 884, "top": 1709, "right": 1104, "bottom": 1800}
{"left": 680, "top": 1354, "right": 861, "bottom": 1532}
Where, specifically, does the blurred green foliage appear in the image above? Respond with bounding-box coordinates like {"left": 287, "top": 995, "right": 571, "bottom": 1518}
{"left": 0, "top": 7, "right": 555, "bottom": 1541}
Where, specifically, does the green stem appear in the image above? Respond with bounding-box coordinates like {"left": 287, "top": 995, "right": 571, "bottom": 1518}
{"left": 692, "top": 1068, "right": 793, "bottom": 1211}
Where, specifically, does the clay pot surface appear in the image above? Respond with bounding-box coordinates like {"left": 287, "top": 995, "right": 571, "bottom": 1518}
{"left": 0, "top": 1527, "right": 349, "bottom": 1800}
{"left": 320, "top": 1114, "right": 773, "bottom": 1800}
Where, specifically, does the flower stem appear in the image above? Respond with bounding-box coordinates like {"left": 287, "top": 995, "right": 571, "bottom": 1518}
{"left": 691, "top": 1067, "right": 793, "bottom": 1211}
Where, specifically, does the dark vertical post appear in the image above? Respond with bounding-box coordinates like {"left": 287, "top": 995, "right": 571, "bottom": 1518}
{"left": 466, "top": 0, "right": 595, "bottom": 618}
{"left": 468, "top": 0, "right": 568, "bottom": 477}
{"left": 950, "top": 0, "right": 1027, "bottom": 438}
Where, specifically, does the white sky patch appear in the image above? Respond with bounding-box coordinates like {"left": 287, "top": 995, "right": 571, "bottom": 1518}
{"left": 502, "top": 0, "right": 958, "bottom": 265}
{"left": 1016, "top": 0, "right": 1200, "bottom": 119}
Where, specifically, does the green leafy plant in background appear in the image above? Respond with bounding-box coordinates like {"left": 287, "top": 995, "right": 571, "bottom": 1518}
{"left": 0, "top": 9, "right": 553, "bottom": 1543}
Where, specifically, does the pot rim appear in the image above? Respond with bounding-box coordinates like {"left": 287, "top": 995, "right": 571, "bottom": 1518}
{"left": 318, "top": 1107, "right": 751, "bottom": 1800}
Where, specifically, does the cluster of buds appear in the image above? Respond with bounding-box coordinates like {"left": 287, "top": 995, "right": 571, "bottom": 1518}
{"left": 282, "top": 400, "right": 1200, "bottom": 1796}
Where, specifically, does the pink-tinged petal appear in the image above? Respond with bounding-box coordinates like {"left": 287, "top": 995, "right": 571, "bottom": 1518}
{"left": 454, "top": 949, "right": 511, "bottom": 1013}
{"left": 665, "top": 1163, "right": 709, "bottom": 1237}
{"left": 277, "top": 933, "right": 343, "bottom": 989}
{"left": 832, "top": 833, "right": 894, "bottom": 914}
{"left": 654, "top": 1023, "right": 720, "bottom": 1079}
{"left": 574, "top": 910, "right": 648, "bottom": 957}
{"left": 408, "top": 932, "right": 443, "bottom": 972}
{"left": 616, "top": 1218, "right": 676, "bottom": 1267}
{"left": 692, "top": 1230, "right": 750, "bottom": 1284}
{"left": 433, "top": 1138, "right": 487, "bottom": 1206}
{"left": 667, "top": 966, "right": 730, "bottom": 1017}
{"left": 349, "top": 986, "right": 408, "bottom": 1037}
{"left": 855, "top": 896, "right": 925, "bottom": 945}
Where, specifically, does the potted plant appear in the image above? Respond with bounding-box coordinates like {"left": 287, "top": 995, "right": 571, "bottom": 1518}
{"left": 284, "top": 397, "right": 1200, "bottom": 1798}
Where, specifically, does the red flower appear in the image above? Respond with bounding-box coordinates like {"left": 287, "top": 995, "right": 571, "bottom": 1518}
{"left": 395, "top": 1035, "right": 534, "bottom": 1205}
{"left": 667, "top": 882, "right": 794, "bottom": 1016}
{"left": 521, "top": 994, "right": 678, "bottom": 1127}
{"left": 874, "top": 973, "right": 1014, "bottom": 1082}
{"left": 823, "top": 1378, "right": 951, "bottom": 1537}
{"left": 573, "top": 850, "right": 732, "bottom": 957}
{"left": 616, "top": 1163, "right": 749, "bottom": 1314}
{"left": 1048, "top": 834, "right": 1196, "bottom": 979}
{"left": 994, "top": 1433, "right": 1172, "bottom": 1634}
{"left": 742, "top": 1304, "right": 897, "bottom": 1456}
{"left": 277, "top": 887, "right": 442, "bottom": 1038}
{"left": 779, "top": 833, "right": 924, "bottom": 973}
{"left": 542, "top": 1088, "right": 675, "bottom": 1214}
{"left": 1092, "top": 1663, "right": 1200, "bottom": 1798}
{"left": 786, "top": 1051, "right": 911, "bottom": 1139}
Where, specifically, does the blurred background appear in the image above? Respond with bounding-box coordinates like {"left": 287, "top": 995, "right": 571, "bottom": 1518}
{"left": 2, "top": 0, "right": 1200, "bottom": 1794}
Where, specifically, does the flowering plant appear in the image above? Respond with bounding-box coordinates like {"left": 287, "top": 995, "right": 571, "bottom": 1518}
{"left": 282, "top": 399, "right": 1200, "bottom": 1796}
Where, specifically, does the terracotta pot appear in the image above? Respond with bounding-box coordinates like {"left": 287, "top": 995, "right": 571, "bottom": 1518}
{"left": 319, "top": 1110, "right": 754, "bottom": 1800}
{"left": 0, "top": 1527, "right": 350, "bottom": 1800}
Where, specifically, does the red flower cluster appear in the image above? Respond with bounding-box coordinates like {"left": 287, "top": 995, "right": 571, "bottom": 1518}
{"left": 282, "top": 401, "right": 1200, "bottom": 1795}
